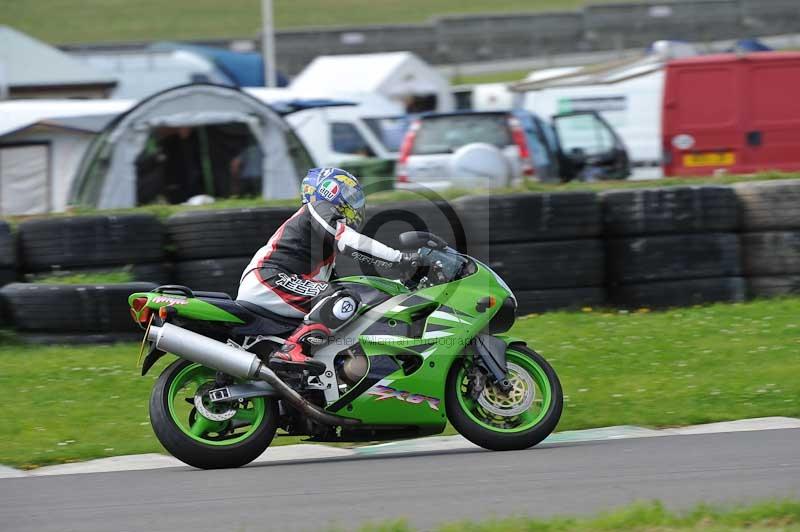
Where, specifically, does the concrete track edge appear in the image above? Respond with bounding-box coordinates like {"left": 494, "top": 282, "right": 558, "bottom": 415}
{"left": 2, "top": 416, "right": 798, "bottom": 479}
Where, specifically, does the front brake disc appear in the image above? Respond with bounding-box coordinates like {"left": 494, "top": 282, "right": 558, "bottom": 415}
{"left": 477, "top": 362, "right": 536, "bottom": 417}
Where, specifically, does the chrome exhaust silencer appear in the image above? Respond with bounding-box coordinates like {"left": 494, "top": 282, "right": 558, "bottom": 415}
{"left": 148, "top": 323, "right": 358, "bottom": 426}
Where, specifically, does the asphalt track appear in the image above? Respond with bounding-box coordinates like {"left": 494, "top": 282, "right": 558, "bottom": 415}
{"left": 1, "top": 429, "right": 798, "bottom": 532}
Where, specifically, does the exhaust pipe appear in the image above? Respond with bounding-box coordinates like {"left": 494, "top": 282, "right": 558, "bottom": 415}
{"left": 148, "top": 323, "right": 359, "bottom": 426}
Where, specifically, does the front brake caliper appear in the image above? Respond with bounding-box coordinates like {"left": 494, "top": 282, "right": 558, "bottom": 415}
{"left": 467, "top": 365, "right": 487, "bottom": 401}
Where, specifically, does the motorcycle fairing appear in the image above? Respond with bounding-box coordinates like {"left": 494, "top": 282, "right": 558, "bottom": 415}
{"left": 322, "top": 264, "right": 512, "bottom": 428}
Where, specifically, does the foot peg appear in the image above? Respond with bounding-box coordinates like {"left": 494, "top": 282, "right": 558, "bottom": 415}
{"left": 269, "top": 357, "right": 326, "bottom": 376}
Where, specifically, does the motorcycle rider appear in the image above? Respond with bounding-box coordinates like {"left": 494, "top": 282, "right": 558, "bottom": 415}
{"left": 237, "top": 167, "right": 414, "bottom": 375}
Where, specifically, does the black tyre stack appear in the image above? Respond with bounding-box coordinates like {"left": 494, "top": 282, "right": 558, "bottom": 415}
{"left": 166, "top": 208, "right": 295, "bottom": 296}
{"left": 0, "top": 221, "right": 16, "bottom": 288}
{"left": 603, "top": 186, "right": 745, "bottom": 308}
{"left": 734, "top": 180, "right": 800, "bottom": 298}
{"left": 0, "top": 282, "right": 157, "bottom": 341}
{"left": 1, "top": 214, "right": 168, "bottom": 340}
{"left": 453, "top": 192, "right": 607, "bottom": 314}
{"left": 17, "top": 215, "right": 169, "bottom": 283}
{"left": 0, "top": 221, "right": 16, "bottom": 326}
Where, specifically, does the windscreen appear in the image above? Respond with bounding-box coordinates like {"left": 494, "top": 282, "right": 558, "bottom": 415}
{"left": 362, "top": 116, "right": 411, "bottom": 153}
{"left": 411, "top": 114, "right": 512, "bottom": 155}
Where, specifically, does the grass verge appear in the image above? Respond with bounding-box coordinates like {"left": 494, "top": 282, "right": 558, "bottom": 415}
{"left": 33, "top": 271, "right": 134, "bottom": 285}
{"left": 7, "top": 1, "right": 593, "bottom": 44}
{"left": 0, "top": 297, "right": 798, "bottom": 468}
{"left": 451, "top": 69, "right": 532, "bottom": 85}
{"left": 349, "top": 500, "right": 800, "bottom": 531}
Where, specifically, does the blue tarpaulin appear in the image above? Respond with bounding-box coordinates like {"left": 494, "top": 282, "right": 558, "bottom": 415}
{"left": 151, "top": 42, "right": 288, "bottom": 87}
{"left": 730, "top": 39, "right": 773, "bottom": 53}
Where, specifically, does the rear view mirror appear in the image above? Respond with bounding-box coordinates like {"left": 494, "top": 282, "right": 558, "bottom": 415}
{"left": 399, "top": 231, "right": 448, "bottom": 250}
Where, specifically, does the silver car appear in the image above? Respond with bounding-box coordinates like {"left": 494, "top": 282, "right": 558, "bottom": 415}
{"left": 395, "top": 110, "right": 630, "bottom": 189}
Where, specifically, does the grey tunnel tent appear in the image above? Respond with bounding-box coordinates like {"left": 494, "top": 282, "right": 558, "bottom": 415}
{"left": 71, "top": 84, "right": 312, "bottom": 209}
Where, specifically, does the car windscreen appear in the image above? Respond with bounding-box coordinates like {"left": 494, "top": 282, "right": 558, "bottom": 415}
{"left": 411, "top": 114, "right": 512, "bottom": 155}
{"left": 362, "top": 116, "right": 411, "bottom": 153}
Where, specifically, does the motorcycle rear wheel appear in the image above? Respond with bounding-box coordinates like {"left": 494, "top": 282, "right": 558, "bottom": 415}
{"left": 149, "top": 359, "right": 279, "bottom": 469}
{"left": 446, "top": 344, "right": 563, "bottom": 451}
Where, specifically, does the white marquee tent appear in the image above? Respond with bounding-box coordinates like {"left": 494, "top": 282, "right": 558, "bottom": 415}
{"left": 0, "top": 100, "right": 133, "bottom": 215}
{"left": 290, "top": 52, "right": 454, "bottom": 113}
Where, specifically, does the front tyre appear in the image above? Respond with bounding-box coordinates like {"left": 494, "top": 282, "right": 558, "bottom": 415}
{"left": 149, "top": 359, "right": 279, "bottom": 469}
{"left": 446, "top": 344, "right": 563, "bottom": 451}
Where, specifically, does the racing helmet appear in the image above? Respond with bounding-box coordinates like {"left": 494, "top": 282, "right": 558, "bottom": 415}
{"left": 301, "top": 167, "right": 366, "bottom": 230}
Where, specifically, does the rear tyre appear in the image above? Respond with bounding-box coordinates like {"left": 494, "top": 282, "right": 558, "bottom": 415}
{"left": 150, "top": 359, "right": 278, "bottom": 469}
{"left": 446, "top": 344, "right": 562, "bottom": 451}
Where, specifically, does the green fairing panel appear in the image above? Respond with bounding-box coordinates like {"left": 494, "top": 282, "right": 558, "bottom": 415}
{"left": 338, "top": 264, "right": 513, "bottom": 427}
{"left": 128, "top": 292, "right": 244, "bottom": 324}
{"left": 336, "top": 276, "right": 409, "bottom": 296}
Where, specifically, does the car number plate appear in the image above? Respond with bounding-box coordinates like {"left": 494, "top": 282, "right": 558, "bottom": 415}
{"left": 683, "top": 151, "right": 735, "bottom": 167}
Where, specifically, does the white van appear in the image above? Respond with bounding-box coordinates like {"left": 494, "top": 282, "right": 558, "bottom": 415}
{"left": 247, "top": 88, "right": 407, "bottom": 167}
{"left": 519, "top": 69, "right": 664, "bottom": 179}
{"left": 514, "top": 43, "right": 705, "bottom": 180}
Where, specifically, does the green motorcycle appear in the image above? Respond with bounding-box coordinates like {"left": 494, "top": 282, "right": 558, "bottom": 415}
{"left": 130, "top": 231, "right": 563, "bottom": 469}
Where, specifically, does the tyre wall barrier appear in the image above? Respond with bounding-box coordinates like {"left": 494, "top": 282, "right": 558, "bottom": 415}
{"left": 602, "top": 186, "right": 745, "bottom": 308}
{"left": 167, "top": 201, "right": 465, "bottom": 291}
{"left": 165, "top": 208, "right": 296, "bottom": 261}
{"left": 166, "top": 207, "right": 296, "bottom": 295}
{"left": 0, "top": 282, "right": 157, "bottom": 338}
{"left": 1, "top": 180, "right": 798, "bottom": 339}
{"left": 453, "top": 192, "right": 606, "bottom": 315}
{"left": 174, "top": 257, "right": 251, "bottom": 298}
{"left": 454, "top": 192, "right": 602, "bottom": 244}
{"left": 602, "top": 186, "right": 739, "bottom": 236}
{"left": 16, "top": 215, "right": 167, "bottom": 285}
{"left": 734, "top": 180, "right": 800, "bottom": 299}
{"left": 166, "top": 210, "right": 270, "bottom": 294}
{"left": 0, "top": 221, "right": 16, "bottom": 290}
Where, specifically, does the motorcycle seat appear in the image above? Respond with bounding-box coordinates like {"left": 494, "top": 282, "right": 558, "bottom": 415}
{"left": 236, "top": 300, "right": 301, "bottom": 329}
{"left": 194, "top": 291, "right": 233, "bottom": 300}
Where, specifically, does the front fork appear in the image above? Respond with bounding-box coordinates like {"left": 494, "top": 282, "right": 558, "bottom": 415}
{"left": 472, "top": 334, "right": 513, "bottom": 393}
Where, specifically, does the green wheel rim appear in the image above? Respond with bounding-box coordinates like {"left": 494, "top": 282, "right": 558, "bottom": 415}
{"left": 166, "top": 363, "right": 267, "bottom": 446}
{"left": 456, "top": 349, "right": 553, "bottom": 434}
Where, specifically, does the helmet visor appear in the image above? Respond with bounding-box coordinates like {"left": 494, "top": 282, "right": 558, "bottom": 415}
{"left": 340, "top": 186, "right": 366, "bottom": 230}
{"left": 341, "top": 185, "right": 365, "bottom": 210}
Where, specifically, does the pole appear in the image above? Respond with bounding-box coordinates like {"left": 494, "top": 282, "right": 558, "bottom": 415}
{"left": 261, "top": 0, "right": 277, "bottom": 87}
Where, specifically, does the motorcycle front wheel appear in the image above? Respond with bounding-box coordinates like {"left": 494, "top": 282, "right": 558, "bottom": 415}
{"left": 446, "top": 344, "right": 563, "bottom": 451}
{"left": 149, "top": 359, "right": 279, "bottom": 469}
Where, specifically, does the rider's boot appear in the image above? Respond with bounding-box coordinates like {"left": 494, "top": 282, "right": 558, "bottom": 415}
{"left": 268, "top": 323, "right": 329, "bottom": 375}
{"left": 269, "top": 290, "right": 359, "bottom": 376}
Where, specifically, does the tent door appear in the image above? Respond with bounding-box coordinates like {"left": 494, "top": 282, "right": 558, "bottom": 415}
{"left": 136, "top": 123, "right": 263, "bottom": 205}
{"left": 0, "top": 143, "right": 51, "bottom": 215}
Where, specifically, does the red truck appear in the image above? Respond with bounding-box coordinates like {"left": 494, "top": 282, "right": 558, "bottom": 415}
{"left": 663, "top": 51, "right": 800, "bottom": 176}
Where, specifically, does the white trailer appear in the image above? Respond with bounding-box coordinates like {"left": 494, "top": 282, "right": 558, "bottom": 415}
{"left": 512, "top": 42, "right": 699, "bottom": 179}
